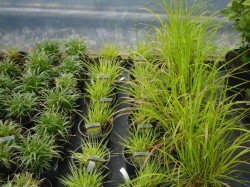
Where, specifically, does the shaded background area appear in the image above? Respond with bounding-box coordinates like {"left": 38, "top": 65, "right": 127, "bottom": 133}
{"left": 0, "top": 0, "right": 238, "bottom": 54}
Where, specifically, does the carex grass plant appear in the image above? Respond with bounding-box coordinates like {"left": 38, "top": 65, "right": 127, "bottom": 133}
{"left": 0, "top": 143, "right": 15, "bottom": 170}
{"left": 14, "top": 133, "right": 59, "bottom": 174}
{"left": 0, "top": 59, "right": 20, "bottom": 78}
{"left": 85, "top": 58, "right": 122, "bottom": 83}
{"left": 26, "top": 50, "right": 55, "bottom": 77}
{"left": 120, "top": 129, "right": 159, "bottom": 167}
{"left": 131, "top": 0, "right": 250, "bottom": 186}
{"left": 64, "top": 37, "right": 87, "bottom": 57}
{"left": 100, "top": 42, "right": 120, "bottom": 60}
{"left": 85, "top": 79, "right": 115, "bottom": 104}
{"left": 0, "top": 73, "right": 17, "bottom": 92}
{"left": 34, "top": 108, "right": 71, "bottom": 142}
{"left": 21, "top": 68, "right": 49, "bottom": 93}
{"left": 58, "top": 55, "right": 82, "bottom": 76}
{"left": 83, "top": 101, "right": 114, "bottom": 137}
{"left": 5, "top": 92, "right": 37, "bottom": 122}
{"left": 72, "top": 138, "right": 109, "bottom": 170}
{"left": 35, "top": 39, "right": 61, "bottom": 62}
{"left": 119, "top": 159, "right": 166, "bottom": 187}
{"left": 3, "top": 172, "right": 43, "bottom": 187}
{"left": 55, "top": 73, "right": 78, "bottom": 92}
{"left": 59, "top": 164, "right": 105, "bottom": 187}
{"left": 0, "top": 120, "right": 21, "bottom": 141}
{"left": 43, "top": 88, "right": 79, "bottom": 114}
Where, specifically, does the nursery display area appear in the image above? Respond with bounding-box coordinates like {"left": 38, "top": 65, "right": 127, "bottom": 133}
{"left": 0, "top": 0, "right": 250, "bottom": 187}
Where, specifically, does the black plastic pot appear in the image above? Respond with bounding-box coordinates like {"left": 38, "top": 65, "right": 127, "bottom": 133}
{"left": 70, "top": 145, "right": 110, "bottom": 175}
{"left": 37, "top": 158, "right": 59, "bottom": 185}
{"left": 77, "top": 118, "right": 113, "bottom": 145}
{"left": 122, "top": 147, "right": 137, "bottom": 179}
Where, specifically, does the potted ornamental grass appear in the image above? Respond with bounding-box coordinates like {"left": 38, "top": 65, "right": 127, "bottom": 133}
{"left": 100, "top": 42, "right": 120, "bottom": 60}
{"left": 5, "top": 92, "right": 38, "bottom": 126}
{"left": 55, "top": 73, "right": 78, "bottom": 92}
{"left": 120, "top": 129, "right": 159, "bottom": 168}
{"left": 79, "top": 102, "right": 114, "bottom": 140}
{"left": 85, "top": 79, "right": 116, "bottom": 105}
{"left": 64, "top": 37, "right": 87, "bottom": 57}
{"left": 58, "top": 55, "right": 83, "bottom": 77}
{"left": 71, "top": 138, "right": 110, "bottom": 171}
{"left": 2, "top": 172, "right": 44, "bottom": 187}
{"left": 42, "top": 88, "right": 79, "bottom": 115}
{"left": 33, "top": 108, "right": 71, "bottom": 143}
{"left": 0, "top": 58, "right": 20, "bottom": 78}
{"left": 21, "top": 68, "right": 49, "bottom": 94}
{"left": 14, "top": 133, "right": 60, "bottom": 182}
{"left": 59, "top": 164, "right": 105, "bottom": 187}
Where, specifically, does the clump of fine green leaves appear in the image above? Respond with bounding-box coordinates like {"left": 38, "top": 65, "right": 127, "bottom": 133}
{"left": 100, "top": 43, "right": 120, "bottom": 60}
{"left": 14, "top": 134, "right": 59, "bottom": 174}
{"left": 120, "top": 130, "right": 158, "bottom": 167}
{"left": 59, "top": 165, "right": 105, "bottom": 187}
{"left": 43, "top": 88, "right": 79, "bottom": 114}
{"left": 58, "top": 55, "right": 82, "bottom": 76}
{"left": 64, "top": 37, "right": 86, "bottom": 56}
{"left": 55, "top": 73, "right": 77, "bottom": 91}
{"left": 72, "top": 138, "right": 109, "bottom": 169}
{"left": 3, "top": 172, "right": 43, "bottom": 187}
{"left": 0, "top": 120, "right": 21, "bottom": 141}
{"left": 5, "top": 92, "right": 37, "bottom": 120}
{"left": 33, "top": 109, "right": 71, "bottom": 142}
{"left": 0, "top": 59, "right": 20, "bottom": 78}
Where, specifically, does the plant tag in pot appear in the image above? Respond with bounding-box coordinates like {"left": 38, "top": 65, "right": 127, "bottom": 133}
{"left": 85, "top": 123, "right": 102, "bottom": 137}
{"left": 100, "top": 97, "right": 113, "bottom": 102}
{"left": 97, "top": 74, "right": 109, "bottom": 79}
{"left": 132, "top": 151, "right": 149, "bottom": 167}
{"left": 86, "top": 156, "right": 106, "bottom": 169}
{"left": 0, "top": 135, "right": 15, "bottom": 144}
{"left": 137, "top": 124, "right": 153, "bottom": 133}
{"left": 87, "top": 160, "right": 96, "bottom": 173}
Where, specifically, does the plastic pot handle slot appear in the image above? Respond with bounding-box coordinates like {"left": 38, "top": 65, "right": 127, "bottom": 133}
{"left": 120, "top": 167, "right": 130, "bottom": 183}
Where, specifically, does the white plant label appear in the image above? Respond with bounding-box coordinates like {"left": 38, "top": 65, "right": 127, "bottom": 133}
{"left": 133, "top": 151, "right": 150, "bottom": 157}
{"left": 88, "top": 156, "right": 106, "bottom": 163}
{"left": 0, "top": 135, "right": 15, "bottom": 143}
{"left": 97, "top": 74, "right": 109, "bottom": 79}
{"left": 120, "top": 167, "right": 130, "bottom": 182}
{"left": 85, "top": 123, "right": 101, "bottom": 129}
{"left": 100, "top": 97, "right": 113, "bottom": 102}
{"left": 87, "top": 161, "right": 96, "bottom": 173}
{"left": 137, "top": 124, "right": 153, "bottom": 130}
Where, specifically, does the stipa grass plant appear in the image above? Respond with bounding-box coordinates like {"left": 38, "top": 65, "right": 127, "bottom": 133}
{"left": 100, "top": 42, "right": 120, "bottom": 60}
{"left": 85, "top": 58, "right": 122, "bottom": 83}
{"left": 43, "top": 88, "right": 79, "bottom": 114}
{"left": 130, "top": 41, "right": 156, "bottom": 62}
{"left": 64, "top": 37, "right": 87, "bottom": 57}
{"left": 14, "top": 133, "right": 59, "bottom": 174}
{"left": 120, "top": 129, "right": 159, "bottom": 167}
{"left": 5, "top": 92, "right": 37, "bottom": 121}
{"left": 85, "top": 79, "right": 115, "bottom": 104}
{"left": 59, "top": 164, "right": 105, "bottom": 187}
{"left": 83, "top": 102, "right": 114, "bottom": 137}
{"left": 21, "top": 68, "right": 49, "bottom": 93}
{"left": 55, "top": 73, "right": 78, "bottom": 92}
{"left": 58, "top": 55, "right": 83, "bottom": 76}
{"left": 3, "top": 172, "right": 43, "bottom": 187}
{"left": 33, "top": 109, "right": 71, "bottom": 142}
{"left": 72, "top": 138, "right": 109, "bottom": 169}
{"left": 119, "top": 160, "right": 166, "bottom": 187}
